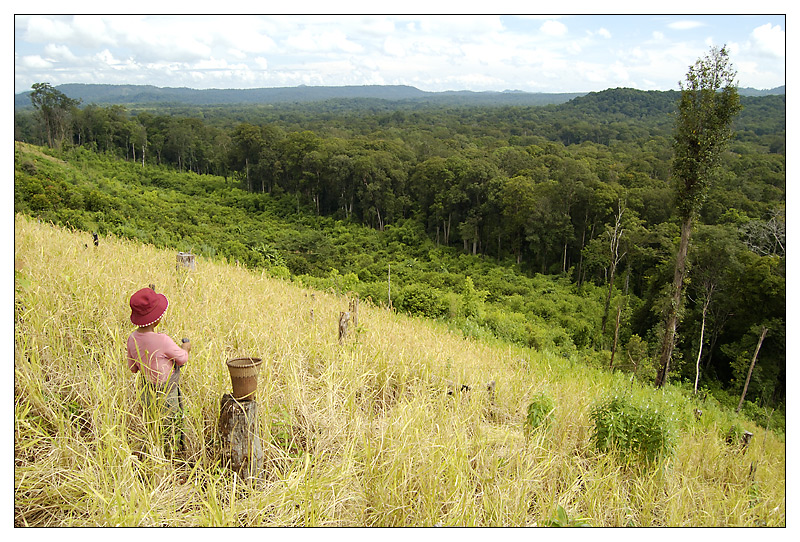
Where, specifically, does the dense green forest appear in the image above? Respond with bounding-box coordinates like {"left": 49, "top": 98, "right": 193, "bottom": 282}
{"left": 14, "top": 83, "right": 785, "bottom": 430}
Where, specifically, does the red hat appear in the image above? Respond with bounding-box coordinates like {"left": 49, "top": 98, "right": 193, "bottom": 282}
{"left": 129, "top": 288, "right": 169, "bottom": 327}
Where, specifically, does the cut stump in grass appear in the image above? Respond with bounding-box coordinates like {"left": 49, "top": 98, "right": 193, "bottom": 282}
{"left": 349, "top": 296, "right": 359, "bottom": 328}
{"left": 218, "top": 394, "right": 264, "bottom": 480}
{"left": 338, "top": 311, "right": 350, "bottom": 344}
{"left": 176, "top": 252, "right": 196, "bottom": 271}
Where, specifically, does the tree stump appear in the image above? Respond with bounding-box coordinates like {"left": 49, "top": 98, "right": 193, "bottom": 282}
{"left": 176, "top": 252, "right": 196, "bottom": 271}
{"left": 349, "top": 296, "right": 359, "bottom": 328}
{"left": 338, "top": 311, "right": 351, "bottom": 344}
{"left": 741, "top": 430, "right": 754, "bottom": 450}
{"left": 218, "top": 394, "right": 263, "bottom": 480}
{"left": 725, "top": 427, "right": 755, "bottom": 453}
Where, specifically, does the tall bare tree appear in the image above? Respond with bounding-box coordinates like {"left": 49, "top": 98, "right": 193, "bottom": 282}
{"left": 601, "top": 198, "right": 627, "bottom": 337}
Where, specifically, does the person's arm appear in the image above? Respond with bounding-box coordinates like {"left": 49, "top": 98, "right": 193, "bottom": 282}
{"left": 126, "top": 335, "right": 140, "bottom": 373}
{"left": 161, "top": 334, "right": 189, "bottom": 368}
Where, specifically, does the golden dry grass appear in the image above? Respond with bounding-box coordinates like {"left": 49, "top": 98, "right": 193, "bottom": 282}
{"left": 14, "top": 214, "right": 785, "bottom": 527}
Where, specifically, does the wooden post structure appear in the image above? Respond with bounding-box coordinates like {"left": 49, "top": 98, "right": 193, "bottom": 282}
{"left": 349, "top": 296, "right": 359, "bottom": 329}
{"left": 176, "top": 252, "right": 196, "bottom": 271}
{"left": 218, "top": 394, "right": 263, "bottom": 480}
{"left": 338, "top": 311, "right": 351, "bottom": 344}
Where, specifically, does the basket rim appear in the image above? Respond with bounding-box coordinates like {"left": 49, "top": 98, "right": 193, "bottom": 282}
{"left": 226, "top": 357, "right": 263, "bottom": 369}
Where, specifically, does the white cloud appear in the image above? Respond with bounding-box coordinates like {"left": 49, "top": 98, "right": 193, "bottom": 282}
{"left": 285, "top": 29, "right": 363, "bottom": 54}
{"left": 214, "top": 18, "right": 278, "bottom": 54}
{"left": 43, "top": 44, "right": 78, "bottom": 63}
{"left": 667, "top": 20, "right": 705, "bottom": 31}
{"left": 71, "top": 15, "right": 116, "bottom": 47}
{"left": 417, "top": 15, "right": 504, "bottom": 36}
{"left": 22, "top": 16, "right": 74, "bottom": 42}
{"left": 194, "top": 57, "right": 243, "bottom": 71}
{"left": 350, "top": 16, "right": 397, "bottom": 38}
{"left": 610, "top": 61, "right": 630, "bottom": 82}
{"left": 20, "top": 55, "right": 53, "bottom": 69}
{"left": 93, "top": 49, "right": 120, "bottom": 67}
{"left": 383, "top": 36, "right": 407, "bottom": 57}
{"left": 103, "top": 16, "right": 213, "bottom": 62}
{"left": 13, "top": 14, "right": 786, "bottom": 94}
{"left": 750, "top": 23, "right": 784, "bottom": 57}
{"left": 540, "top": 20, "right": 568, "bottom": 37}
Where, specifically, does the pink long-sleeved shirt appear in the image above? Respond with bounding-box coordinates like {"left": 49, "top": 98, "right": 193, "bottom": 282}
{"left": 127, "top": 331, "right": 188, "bottom": 385}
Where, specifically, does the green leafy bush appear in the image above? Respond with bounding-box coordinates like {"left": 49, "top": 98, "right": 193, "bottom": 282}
{"left": 395, "top": 283, "right": 447, "bottom": 319}
{"left": 590, "top": 395, "right": 676, "bottom": 464}
{"left": 525, "top": 392, "right": 555, "bottom": 433}
{"left": 482, "top": 309, "right": 529, "bottom": 345}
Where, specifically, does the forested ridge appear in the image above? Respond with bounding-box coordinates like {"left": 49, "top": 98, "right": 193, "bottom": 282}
{"left": 13, "top": 83, "right": 587, "bottom": 109}
{"left": 14, "top": 84, "right": 785, "bottom": 430}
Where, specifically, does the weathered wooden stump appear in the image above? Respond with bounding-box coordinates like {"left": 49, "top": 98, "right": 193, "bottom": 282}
{"left": 349, "top": 296, "right": 359, "bottom": 328}
{"left": 176, "top": 252, "right": 196, "bottom": 271}
{"left": 741, "top": 430, "right": 754, "bottom": 450}
{"left": 726, "top": 427, "right": 755, "bottom": 452}
{"left": 218, "top": 394, "right": 263, "bottom": 480}
{"left": 338, "top": 311, "right": 351, "bottom": 344}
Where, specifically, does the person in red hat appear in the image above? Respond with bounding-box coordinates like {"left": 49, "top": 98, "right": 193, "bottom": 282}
{"left": 126, "top": 286, "right": 191, "bottom": 452}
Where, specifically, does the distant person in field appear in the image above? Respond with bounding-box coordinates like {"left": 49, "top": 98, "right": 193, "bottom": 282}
{"left": 126, "top": 287, "right": 191, "bottom": 451}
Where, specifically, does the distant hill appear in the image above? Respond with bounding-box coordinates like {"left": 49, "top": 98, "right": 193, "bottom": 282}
{"left": 551, "top": 86, "right": 785, "bottom": 127}
{"left": 13, "top": 83, "right": 586, "bottom": 109}
{"left": 558, "top": 87, "right": 681, "bottom": 119}
{"left": 739, "top": 85, "right": 785, "bottom": 96}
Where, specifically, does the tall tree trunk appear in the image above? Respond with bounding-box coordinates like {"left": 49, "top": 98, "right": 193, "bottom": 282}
{"left": 602, "top": 201, "right": 626, "bottom": 336}
{"left": 655, "top": 216, "right": 693, "bottom": 388}
{"left": 736, "top": 327, "right": 768, "bottom": 412}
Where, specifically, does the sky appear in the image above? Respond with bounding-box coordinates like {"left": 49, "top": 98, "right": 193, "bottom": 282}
{"left": 13, "top": 11, "right": 786, "bottom": 95}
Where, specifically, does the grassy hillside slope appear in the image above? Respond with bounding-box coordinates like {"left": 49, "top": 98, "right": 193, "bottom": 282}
{"left": 14, "top": 214, "right": 785, "bottom": 526}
